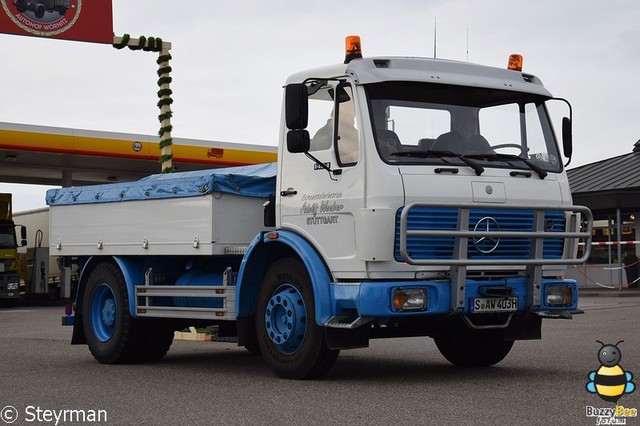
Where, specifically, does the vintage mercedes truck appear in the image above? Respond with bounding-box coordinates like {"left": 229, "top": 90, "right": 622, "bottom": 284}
{"left": 47, "top": 36, "right": 592, "bottom": 379}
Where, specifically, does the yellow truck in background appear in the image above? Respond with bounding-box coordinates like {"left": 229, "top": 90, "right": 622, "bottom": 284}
{"left": 0, "top": 194, "right": 26, "bottom": 300}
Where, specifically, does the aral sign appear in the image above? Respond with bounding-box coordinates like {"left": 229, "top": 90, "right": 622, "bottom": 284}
{"left": 0, "top": 0, "right": 112, "bottom": 44}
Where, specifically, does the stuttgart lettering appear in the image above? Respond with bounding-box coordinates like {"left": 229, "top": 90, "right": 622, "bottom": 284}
{"left": 306, "top": 215, "right": 339, "bottom": 225}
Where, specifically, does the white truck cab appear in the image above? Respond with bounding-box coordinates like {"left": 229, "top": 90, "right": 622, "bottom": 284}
{"left": 49, "top": 36, "right": 592, "bottom": 379}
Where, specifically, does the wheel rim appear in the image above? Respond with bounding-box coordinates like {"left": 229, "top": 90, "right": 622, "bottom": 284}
{"left": 264, "top": 284, "right": 307, "bottom": 355}
{"left": 91, "top": 283, "right": 117, "bottom": 342}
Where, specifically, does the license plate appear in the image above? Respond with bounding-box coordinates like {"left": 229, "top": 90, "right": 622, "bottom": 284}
{"left": 472, "top": 297, "right": 518, "bottom": 313}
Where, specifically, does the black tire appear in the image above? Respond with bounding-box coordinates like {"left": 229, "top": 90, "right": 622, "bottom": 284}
{"left": 256, "top": 258, "right": 338, "bottom": 379}
{"left": 82, "top": 261, "right": 146, "bottom": 364}
{"left": 137, "top": 321, "right": 174, "bottom": 362}
{"left": 434, "top": 320, "right": 514, "bottom": 367}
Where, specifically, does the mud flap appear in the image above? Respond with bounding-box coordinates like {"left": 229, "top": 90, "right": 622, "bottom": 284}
{"left": 503, "top": 314, "right": 542, "bottom": 341}
{"left": 325, "top": 325, "right": 371, "bottom": 350}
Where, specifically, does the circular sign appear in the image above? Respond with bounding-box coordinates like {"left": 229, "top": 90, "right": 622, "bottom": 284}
{"left": 1, "top": 0, "right": 81, "bottom": 37}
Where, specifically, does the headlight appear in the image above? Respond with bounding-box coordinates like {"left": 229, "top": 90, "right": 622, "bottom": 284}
{"left": 393, "top": 288, "right": 427, "bottom": 311}
{"left": 545, "top": 285, "right": 573, "bottom": 307}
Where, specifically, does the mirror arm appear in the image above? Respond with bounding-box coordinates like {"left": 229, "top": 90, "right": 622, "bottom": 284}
{"left": 304, "top": 152, "right": 340, "bottom": 181}
{"left": 304, "top": 152, "right": 330, "bottom": 172}
{"left": 551, "top": 97, "right": 573, "bottom": 167}
{"left": 553, "top": 97, "right": 573, "bottom": 121}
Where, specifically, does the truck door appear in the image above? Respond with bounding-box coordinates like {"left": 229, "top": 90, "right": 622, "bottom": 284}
{"left": 278, "top": 81, "right": 365, "bottom": 277}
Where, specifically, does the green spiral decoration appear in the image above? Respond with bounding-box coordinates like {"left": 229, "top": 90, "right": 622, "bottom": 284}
{"left": 113, "top": 34, "right": 174, "bottom": 172}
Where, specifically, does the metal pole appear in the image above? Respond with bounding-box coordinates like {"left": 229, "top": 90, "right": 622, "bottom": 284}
{"left": 635, "top": 213, "right": 640, "bottom": 257}
{"left": 607, "top": 216, "right": 612, "bottom": 264}
{"left": 617, "top": 208, "right": 623, "bottom": 288}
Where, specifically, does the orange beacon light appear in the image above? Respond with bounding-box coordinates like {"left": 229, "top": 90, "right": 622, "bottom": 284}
{"left": 508, "top": 54, "right": 523, "bottom": 71}
{"left": 344, "top": 35, "right": 363, "bottom": 64}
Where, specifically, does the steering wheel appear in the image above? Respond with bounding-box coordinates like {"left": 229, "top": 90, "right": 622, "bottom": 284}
{"left": 490, "top": 144, "right": 526, "bottom": 155}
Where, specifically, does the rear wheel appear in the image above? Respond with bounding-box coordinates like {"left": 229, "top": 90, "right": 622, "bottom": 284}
{"left": 83, "top": 261, "right": 173, "bottom": 364}
{"left": 434, "top": 320, "right": 514, "bottom": 367}
{"left": 83, "top": 261, "right": 144, "bottom": 364}
{"left": 256, "top": 258, "right": 338, "bottom": 379}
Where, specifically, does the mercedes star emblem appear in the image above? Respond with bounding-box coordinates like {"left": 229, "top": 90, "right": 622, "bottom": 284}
{"left": 473, "top": 216, "right": 500, "bottom": 253}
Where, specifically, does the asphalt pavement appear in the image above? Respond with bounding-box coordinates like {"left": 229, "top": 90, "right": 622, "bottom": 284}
{"left": 0, "top": 296, "right": 639, "bottom": 425}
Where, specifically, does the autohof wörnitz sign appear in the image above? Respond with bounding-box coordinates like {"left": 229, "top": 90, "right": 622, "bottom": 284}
{"left": 0, "top": 0, "right": 113, "bottom": 44}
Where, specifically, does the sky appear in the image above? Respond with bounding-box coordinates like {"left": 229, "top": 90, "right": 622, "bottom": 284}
{"left": 1, "top": 0, "right": 639, "bottom": 211}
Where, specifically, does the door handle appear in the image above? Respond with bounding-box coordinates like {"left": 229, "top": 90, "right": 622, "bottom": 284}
{"left": 280, "top": 188, "right": 297, "bottom": 197}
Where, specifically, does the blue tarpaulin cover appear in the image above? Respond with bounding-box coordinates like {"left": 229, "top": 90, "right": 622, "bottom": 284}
{"left": 46, "top": 163, "right": 277, "bottom": 206}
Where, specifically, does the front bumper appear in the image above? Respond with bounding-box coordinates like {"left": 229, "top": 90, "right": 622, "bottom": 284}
{"left": 329, "top": 277, "right": 578, "bottom": 319}
{"left": 0, "top": 274, "right": 21, "bottom": 299}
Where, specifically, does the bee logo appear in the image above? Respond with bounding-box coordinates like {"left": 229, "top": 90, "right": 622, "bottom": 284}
{"left": 586, "top": 340, "right": 635, "bottom": 403}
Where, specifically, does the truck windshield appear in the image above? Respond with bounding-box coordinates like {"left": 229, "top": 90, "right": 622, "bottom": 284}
{"left": 366, "top": 82, "right": 562, "bottom": 173}
{"left": 0, "top": 223, "right": 16, "bottom": 249}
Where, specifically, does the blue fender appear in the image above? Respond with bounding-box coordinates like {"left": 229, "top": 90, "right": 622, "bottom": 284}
{"left": 111, "top": 256, "right": 146, "bottom": 317}
{"left": 77, "top": 256, "right": 145, "bottom": 318}
{"left": 236, "top": 230, "right": 333, "bottom": 326}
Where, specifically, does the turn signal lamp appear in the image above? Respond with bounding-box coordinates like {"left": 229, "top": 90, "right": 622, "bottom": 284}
{"left": 344, "top": 35, "right": 363, "bottom": 64}
{"left": 393, "top": 288, "right": 427, "bottom": 311}
{"left": 507, "top": 54, "right": 523, "bottom": 71}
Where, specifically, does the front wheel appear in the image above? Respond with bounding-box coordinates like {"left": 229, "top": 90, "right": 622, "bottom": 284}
{"left": 434, "top": 320, "right": 514, "bottom": 367}
{"left": 256, "top": 258, "right": 338, "bottom": 379}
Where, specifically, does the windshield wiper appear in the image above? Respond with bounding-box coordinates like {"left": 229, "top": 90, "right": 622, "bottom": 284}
{"left": 466, "top": 153, "right": 547, "bottom": 179}
{"left": 392, "top": 149, "right": 484, "bottom": 176}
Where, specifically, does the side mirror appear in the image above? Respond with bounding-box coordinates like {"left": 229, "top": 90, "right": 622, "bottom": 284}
{"left": 20, "top": 225, "right": 27, "bottom": 247}
{"left": 287, "top": 130, "right": 310, "bottom": 153}
{"left": 562, "top": 117, "right": 572, "bottom": 159}
{"left": 285, "top": 84, "right": 308, "bottom": 130}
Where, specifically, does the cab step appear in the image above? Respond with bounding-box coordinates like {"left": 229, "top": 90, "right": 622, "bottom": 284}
{"left": 324, "top": 316, "right": 372, "bottom": 329}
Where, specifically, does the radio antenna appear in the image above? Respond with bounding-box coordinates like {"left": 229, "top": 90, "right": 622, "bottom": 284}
{"left": 433, "top": 18, "right": 437, "bottom": 59}
{"left": 466, "top": 27, "right": 469, "bottom": 61}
